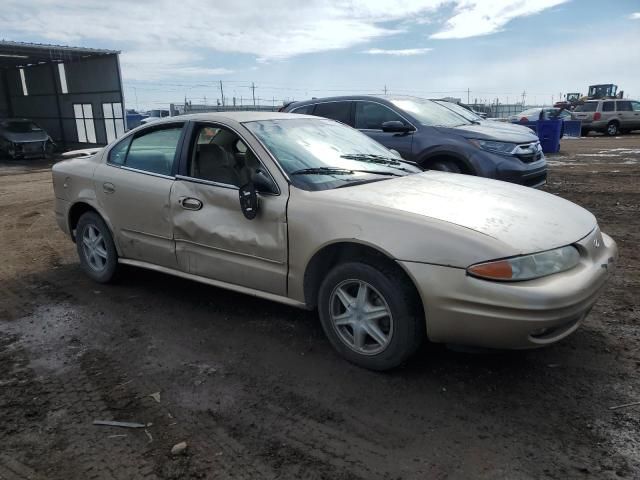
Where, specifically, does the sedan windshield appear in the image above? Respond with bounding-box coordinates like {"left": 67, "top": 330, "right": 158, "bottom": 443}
{"left": 390, "top": 97, "right": 471, "bottom": 127}
{"left": 244, "top": 118, "right": 421, "bottom": 191}
{"left": 2, "top": 121, "right": 42, "bottom": 133}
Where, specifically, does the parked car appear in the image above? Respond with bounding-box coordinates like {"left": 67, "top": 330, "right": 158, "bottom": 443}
{"left": 52, "top": 112, "right": 617, "bottom": 370}
{"left": 284, "top": 96, "right": 547, "bottom": 188}
{"left": 508, "top": 108, "right": 572, "bottom": 123}
{"left": 0, "top": 118, "right": 53, "bottom": 159}
{"left": 571, "top": 99, "right": 640, "bottom": 136}
{"left": 434, "top": 100, "right": 535, "bottom": 135}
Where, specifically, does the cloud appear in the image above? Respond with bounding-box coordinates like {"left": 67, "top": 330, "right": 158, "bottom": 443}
{"left": 431, "top": 0, "right": 570, "bottom": 39}
{"left": 119, "top": 49, "right": 233, "bottom": 82}
{"left": 363, "top": 48, "right": 433, "bottom": 56}
{"left": 629, "top": 12, "right": 640, "bottom": 20}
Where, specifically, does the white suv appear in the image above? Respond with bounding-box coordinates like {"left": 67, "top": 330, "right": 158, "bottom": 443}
{"left": 572, "top": 99, "right": 640, "bottom": 136}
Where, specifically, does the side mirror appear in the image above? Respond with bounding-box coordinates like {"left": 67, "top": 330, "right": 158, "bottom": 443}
{"left": 239, "top": 183, "right": 259, "bottom": 220}
{"left": 388, "top": 148, "right": 401, "bottom": 157}
{"left": 252, "top": 169, "right": 277, "bottom": 194}
{"left": 381, "top": 120, "right": 414, "bottom": 133}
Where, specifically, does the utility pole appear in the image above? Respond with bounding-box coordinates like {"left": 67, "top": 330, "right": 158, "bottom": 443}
{"left": 383, "top": 85, "right": 388, "bottom": 95}
{"left": 467, "top": 88, "right": 470, "bottom": 104}
{"left": 251, "top": 82, "right": 256, "bottom": 106}
{"left": 219, "top": 80, "right": 225, "bottom": 106}
{"left": 521, "top": 90, "right": 527, "bottom": 107}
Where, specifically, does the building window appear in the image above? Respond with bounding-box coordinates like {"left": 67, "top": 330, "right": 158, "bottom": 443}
{"left": 74, "top": 104, "right": 97, "bottom": 143}
{"left": 58, "top": 63, "right": 68, "bottom": 94}
{"left": 19, "top": 68, "right": 28, "bottom": 96}
{"left": 103, "top": 103, "right": 125, "bottom": 143}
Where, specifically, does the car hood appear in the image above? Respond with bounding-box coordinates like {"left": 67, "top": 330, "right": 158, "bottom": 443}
{"left": 438, "top": 123, "right": 538, "bottom": 143}
{"left": 320, "top": 172, "right": 595, "bottom": 255}
{"left": 0, "top": 130, "right": 49, "bottom": 142}
{"left": 479, "top": 120, "right": 535, "bottom": 136}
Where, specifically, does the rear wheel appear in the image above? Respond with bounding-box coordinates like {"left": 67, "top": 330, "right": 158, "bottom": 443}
{"left": 76, "top": 212, "right": 118, "bottom": 283}
{"left": 605, "top": 121, "right": 620, "bottom": 136}
{"left": 317, "top": 261, "right": 424, "bottom": 370}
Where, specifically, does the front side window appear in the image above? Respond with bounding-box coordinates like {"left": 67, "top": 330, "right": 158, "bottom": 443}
{"left": 616, "top": 101, "right": 632, "bottom": 112}
{"left": 188, "top": 124, "right": 272, "bottom": 190}
{"left": 602, "top": 101, "right": 615, "bottom": 112}
{"left": 108, "top": 136, "right": 132, "bottom": 165}
{"left": 313, "top": 102, "right": 351, "bottom": 124}
{"left": 355, "top": 102, "right": 406, "bottom": 130}
{"left": 125, "top": 126, "right": 183, "bottom": 175}
{"left": 244, "top": 118, "right": 421, "bottom": 191}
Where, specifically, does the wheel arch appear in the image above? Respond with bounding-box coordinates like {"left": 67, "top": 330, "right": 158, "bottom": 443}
{"left": 67, "top": 202, "right": 120, "bottom": 254}
{"left": 418, "top": 150, "right": 475, "bottom": 174}
{"left": 302, "top": 240, "right": 424, "bottom": 318}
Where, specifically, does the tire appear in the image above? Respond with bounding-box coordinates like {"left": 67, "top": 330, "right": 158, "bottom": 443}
{"left": 580, "top": 128, "right": 590, "bottom": 137}
{"left": 76, "top": 211, "right": 118, "bottom": 283}
{"left": 605, "top": 121, "right": 619, "bottom": 136}
{"left": 317, "top": 261, "right": 425, "bottom": 371}
{"left": 429, "top": 159, "right": 461, "bottom": 173}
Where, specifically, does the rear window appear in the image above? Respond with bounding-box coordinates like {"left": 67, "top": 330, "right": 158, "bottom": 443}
{"left": 575, "top": 102, "right": 598, "bottom": 112}
{"left": 291, "top": 104, "right": 315, "bottom": 115}
{"left": 313, "top": 102, "right": 351, "bottom": 124}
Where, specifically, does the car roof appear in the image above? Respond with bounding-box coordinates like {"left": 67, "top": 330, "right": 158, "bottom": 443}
{"left": 147, "top": 111, "right": 312, "bottom": 124}
{"left": 286, "top": 94, "right": 428, "bottom": 107}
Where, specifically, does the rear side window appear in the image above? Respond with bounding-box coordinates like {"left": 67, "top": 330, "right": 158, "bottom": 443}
{"left": 616, "top": 101, "right": 632, "bottom": 112}
{"left": 602, "top": 102, "right": 615, "bottom": 112}
{"left": 575, "top": 102, "right": 598, "bottom": 112}
{"left": 108, "top": 136, "right": 132, "bottom": 165}
{"left": 313, "top": 102, "right": 351, "bottom": 124}
{"left": 291, "top": 104, "right": 315, "bottom": 114}
{"left": 125, "top": 126, "right": 183, "bottom": 176}
{"left": 355, "top": 102, "right": 405, "bottom": 129}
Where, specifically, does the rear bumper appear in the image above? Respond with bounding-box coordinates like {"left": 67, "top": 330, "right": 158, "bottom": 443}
{"left": 400, "top": 230, "right": 617, "bottom": 349}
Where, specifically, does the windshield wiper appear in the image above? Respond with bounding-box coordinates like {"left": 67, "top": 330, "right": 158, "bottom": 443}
{"left": 340, "top": 153, "right": 401, "bottom": 165}
{"left": 291, "top": 167, "right": 354, "bottom": 176}
{"left": 291, "top": 166, "right": 402, "bottom": 177}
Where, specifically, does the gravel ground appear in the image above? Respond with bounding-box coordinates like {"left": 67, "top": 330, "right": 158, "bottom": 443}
{"left": 0, "top": 135, "right": 638, "bottom": 480}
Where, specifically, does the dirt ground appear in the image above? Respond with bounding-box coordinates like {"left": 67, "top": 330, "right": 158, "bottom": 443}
{"left": 0, "top": 135, "right": 638, "bottom": 480}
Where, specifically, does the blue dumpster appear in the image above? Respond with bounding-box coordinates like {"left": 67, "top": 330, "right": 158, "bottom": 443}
{"left": 536, "top": 119, "right": 562, "bottom": 153}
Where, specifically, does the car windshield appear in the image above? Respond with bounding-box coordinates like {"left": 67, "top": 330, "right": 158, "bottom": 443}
{"left": 389, "top": 97, "right": 471, "bottom": 127}
{"left": 574, "top": 103, "right": 598, "bottom": 112}
{"left": 244, "top": 118, "right": 421, "bottom": 191}
{"left": 2, "top": 121, "right": 42, "bottom": 133}
{"left": 435, "top": 101, "right": 482, "bottom": 122}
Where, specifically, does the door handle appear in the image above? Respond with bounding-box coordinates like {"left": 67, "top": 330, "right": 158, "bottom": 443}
{"left": 103, "top": 182, "right": 115, "bottom": 194}
{"left": 179, "top": 197, "right": 203, "bottom": 211}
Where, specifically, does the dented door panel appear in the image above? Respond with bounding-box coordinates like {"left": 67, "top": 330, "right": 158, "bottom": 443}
{"left": 171, "top": 179, "right": 288, "bottom": 295}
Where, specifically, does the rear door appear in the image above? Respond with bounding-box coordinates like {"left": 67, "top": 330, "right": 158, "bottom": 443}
{"left": 94, "top": 122, "right": 185, "bottom": 268}
{"left": 354, "top": 101, "right": 414, "bottom": 159}
{"left": 631, "top": 101, "right": 640, "bottom": 130}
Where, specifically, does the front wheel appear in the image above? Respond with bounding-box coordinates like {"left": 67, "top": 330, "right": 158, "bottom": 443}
{"left": 318, "top": 262, "right": 424, "bottom": 370}
{"left": 429, "top": 160, "right": 461, "bottom": 173}
{"left": 76, "top": 212, "right": 119, "bottom": 283}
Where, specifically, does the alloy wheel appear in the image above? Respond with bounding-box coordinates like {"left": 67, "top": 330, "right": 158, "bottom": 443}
{"left": 81, "top": 224, "right": 108, "bottom": 271}
{"left": 329, "top": 279, "right": 394, "bottom": 355}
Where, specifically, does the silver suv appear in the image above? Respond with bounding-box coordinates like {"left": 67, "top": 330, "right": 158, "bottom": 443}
{"left": 572, "top": 99, "right": 640, "bottom": 136}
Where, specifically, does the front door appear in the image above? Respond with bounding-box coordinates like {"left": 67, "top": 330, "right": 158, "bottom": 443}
{"left": 354, "top": 101, "right": 414, "bottom": 160}
{"left": 94, "top": 123, "right": 185, "bottom": 268}
{"left": 170, "top": 122, "right": 288, "bottom": 295}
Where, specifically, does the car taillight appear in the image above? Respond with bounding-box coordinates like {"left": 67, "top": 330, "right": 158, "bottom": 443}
{"left": 520, "top": 117, "right": 528, "bottom": 123}
{"left": 594, "top": 112, "right": 601, "bottom": 120}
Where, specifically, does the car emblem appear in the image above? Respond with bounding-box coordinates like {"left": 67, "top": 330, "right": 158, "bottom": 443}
{"left": 593, "top": 238, "right": 601, "bottom": 249}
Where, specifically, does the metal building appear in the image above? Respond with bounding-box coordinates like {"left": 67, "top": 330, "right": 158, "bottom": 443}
{"left": 0, "top": 41, "right": 125, "bottom": 149}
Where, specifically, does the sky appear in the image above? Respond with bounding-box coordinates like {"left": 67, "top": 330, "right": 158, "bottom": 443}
{"left": 1, "top": 0, "right": 639, "bottom": 110}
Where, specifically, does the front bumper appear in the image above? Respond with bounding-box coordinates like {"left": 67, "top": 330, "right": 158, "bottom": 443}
{"left": 471, "top": 150, "right": 547, "bottom": 188}
{"left": 400, "top": 229, "right": 617, "bottom": 349}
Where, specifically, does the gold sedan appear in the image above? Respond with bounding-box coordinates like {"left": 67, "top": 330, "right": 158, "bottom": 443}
{"left": 52, "top": 113, "right": 617, "bottom": 370}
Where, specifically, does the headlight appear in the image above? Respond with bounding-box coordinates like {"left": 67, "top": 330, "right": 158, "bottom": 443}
{"left": 467, "top": 245, "right": 580, "bottom": 281}
{"left": 469, "top": 139, "right": 516, "bottom": 155}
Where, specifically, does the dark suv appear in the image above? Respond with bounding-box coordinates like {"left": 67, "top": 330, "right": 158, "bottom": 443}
{"left": 283, "top": 96, "right": 547, "bottom": 187}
